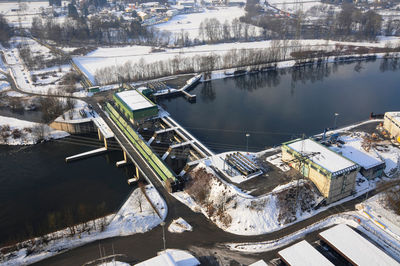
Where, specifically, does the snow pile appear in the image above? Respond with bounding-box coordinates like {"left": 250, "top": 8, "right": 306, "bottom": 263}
{"left": 174, "top": 164, "right": 320, "bottom": 235}
{"left": 0, "top": 80, "right": 10, "bottom": 92}
{"left": 0, "top": 115, "right": 69, "bottom": 145}
{"left": 107, "top": 185, "right": 167, "bottom": 235}
{"left": 168, "top": 218, "right": 193, "bottom": 233}
{"left": 1, "top": 185, "right": 167, "bottom": 266}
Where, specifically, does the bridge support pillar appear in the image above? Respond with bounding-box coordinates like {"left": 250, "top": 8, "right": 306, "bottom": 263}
{"left": 123, "top": 150, "right": 127, "bottom": 161}
{"left": 136, "top": 165, "right": 139, "bottom": 180}
{"left": 104, "top": 137, "right": 108, "bottom": 150}
{"left": 98, "top": 128, "right": 102, "bottom": 141}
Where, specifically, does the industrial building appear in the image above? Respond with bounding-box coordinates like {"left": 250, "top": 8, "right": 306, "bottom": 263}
{"left": 384, "top": 111, "right": 400, "bottom": 142}
{"left": 113, "top": 89, "right": 159, "bottom": 124}
{"left": 330, "top": 145, "right": 385, "bottom": 180}
{"left": 282, "top": 139, "right": 360, "bottom": 204}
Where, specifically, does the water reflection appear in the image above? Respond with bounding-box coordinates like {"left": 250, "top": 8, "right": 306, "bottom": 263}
{"left": 160, "top": 59, "right": 400, "bottom": 153}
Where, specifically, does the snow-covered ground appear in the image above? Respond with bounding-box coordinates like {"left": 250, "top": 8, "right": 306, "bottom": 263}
{"left": 357, "top": 189, "right": 400, "bottom": 243}
{"left": 331, "top": 132, "right": 400, "bottom": 177}
{"left": 1, "top": 185, "right": 167, "bottom": 266}
{"left": 73, "top": 37, "right": 400, "bottom": 84}
{"left": 227, "top": 211, "right": 400, "bottom": 262}
{"left": 0, "top": 115, "right": 69, "bottom": 145}
{"left": 154, "top": 6, "right": 246, "bottom": 40}
{"left": 168, "top": 217, "right": 193, "bottom": 233}
{"left": 173, "top": 161, "right": 376, "bottom": 236}
{"left": 1, "top": 38, "right": 85, "bottom": 96}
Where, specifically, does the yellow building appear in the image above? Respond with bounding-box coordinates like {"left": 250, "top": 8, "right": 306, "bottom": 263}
{"left": 383, "top": 112, "right": 400, "bottom": 143}
{"left": 282, "top": 139, "right": 360, "bottom": 204}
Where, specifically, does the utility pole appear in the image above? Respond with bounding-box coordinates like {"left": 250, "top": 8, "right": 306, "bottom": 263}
{"left": 333, "top": 113, "right": 339, "bottom": 129}
{"left": 161, "top": 221, "right": 166, "bottom": 251}
{"left": 246, "top": 133, "right": 250, "bottom": 153}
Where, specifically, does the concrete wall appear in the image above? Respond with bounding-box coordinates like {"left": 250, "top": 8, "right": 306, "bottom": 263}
{"left": 326, "top": 170, "right": 357, "bottom": 204}
{"left": 50, "top": 120, "right": 96, "bottom": 134}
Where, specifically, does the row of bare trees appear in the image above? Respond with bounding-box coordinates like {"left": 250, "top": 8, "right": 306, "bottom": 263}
{"left": 94, "top": 40, "right": 300, "bottom": 85}
{"left": 198, "top": 18, "right": 261, "bottom": 44}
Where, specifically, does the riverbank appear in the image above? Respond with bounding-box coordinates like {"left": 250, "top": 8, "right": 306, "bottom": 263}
{"left": 0, "top": 185, "right": 167, "bottom": 266}
{"left": 0, "top": 115, "right": 69, "bottom": 145}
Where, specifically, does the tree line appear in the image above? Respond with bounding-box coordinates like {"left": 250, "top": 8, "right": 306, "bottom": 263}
{"left": 0, "top": 14, "right": 13, "bottom": 47}
{"left": 243, "top": 1, "right": 385, "bottom": 41}
{"left": 30, "top": 15, "right": 162, "bottom": 46}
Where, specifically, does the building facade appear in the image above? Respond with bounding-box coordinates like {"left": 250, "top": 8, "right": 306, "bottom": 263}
{"left": 282, "top": 139, "right": 360, "bottom": 204}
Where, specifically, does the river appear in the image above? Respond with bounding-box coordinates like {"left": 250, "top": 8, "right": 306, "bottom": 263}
{"left": 159, "top": 59, "right": 400, "bottom": 152}
{"left": 0, "top": 136, "right": 132, "bottom": 246}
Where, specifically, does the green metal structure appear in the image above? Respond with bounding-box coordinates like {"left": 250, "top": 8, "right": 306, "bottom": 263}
{"left": 105, "top": 103, "right": 176, "bottom": 184}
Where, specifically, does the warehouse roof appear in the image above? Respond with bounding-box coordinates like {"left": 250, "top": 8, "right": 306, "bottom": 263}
{"left": 116, "top": 90, "right": 155, "bottom": 111}
{"left": 285, "top": 139, "right": 358, "bottom": 175}
{"left": 278, "top": 240, "right": 334, "bottom": 266}
{"left": 330, "top": 145, "right": 384, "bottom": 170}
{"left": 319, "top": 224, "right": 399, "bottom": 266}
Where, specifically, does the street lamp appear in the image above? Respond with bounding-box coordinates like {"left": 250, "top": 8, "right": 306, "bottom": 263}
{"left": 246, "top": 133, "right": 250, "bottom": 153}
{"left": 160, "top": 221, "right": 166, "bottom": 251}
{"left": 333, "top": 113, "right": 339, "bottom": 130}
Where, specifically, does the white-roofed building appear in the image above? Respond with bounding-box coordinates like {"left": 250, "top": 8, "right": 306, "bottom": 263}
{"left": 330, "top": 144, "right": 385, "bottom": 180}
{"left": 113, "top": 89, "right": 158, "bottom": 123}
{"left": 384, "top": 111, "right": 400, "bottom": 143}
{"left": 282, "top": 138, "right": 360, "bottom": 203}
{"left": 278, "top": 240, "right": 334, "bottom": 266}
{"left": 319, "top": 224, "right": 399, "bottom": 266}
{"left": 135, "top": 249, "right": 200, "bottom": 266}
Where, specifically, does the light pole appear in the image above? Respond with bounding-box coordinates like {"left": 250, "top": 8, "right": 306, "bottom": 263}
{"left": 246, "top": 133, "right": 250, "bottom": 153}
{"left": 333, "top": 113, "right": 339, "bottom": 130}
{"left": 160, "top": 221, "right": 166, "bottom": 251}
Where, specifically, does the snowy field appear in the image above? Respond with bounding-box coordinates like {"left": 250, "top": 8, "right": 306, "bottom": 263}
{"left": 1, "top": 185, "right": 167, "bottom": 266}
{"left": 154, "top": 6, "right": 246, "bottom": 40}
{"left": 73, "top": 37, "right": 400, "bottom": 84}
{"left": 0, "top": 115, "right": 69, "bottom": 145}
{"left": 0, "top": 1, "right": 67, "bottom": 27}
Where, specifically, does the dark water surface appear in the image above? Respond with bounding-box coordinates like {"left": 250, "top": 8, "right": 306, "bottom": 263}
{"left": 159, "top": 59, "right": 400, "bottom": 152}
{"left": 0, "top": 136, "right": 132, "bottom": 245}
